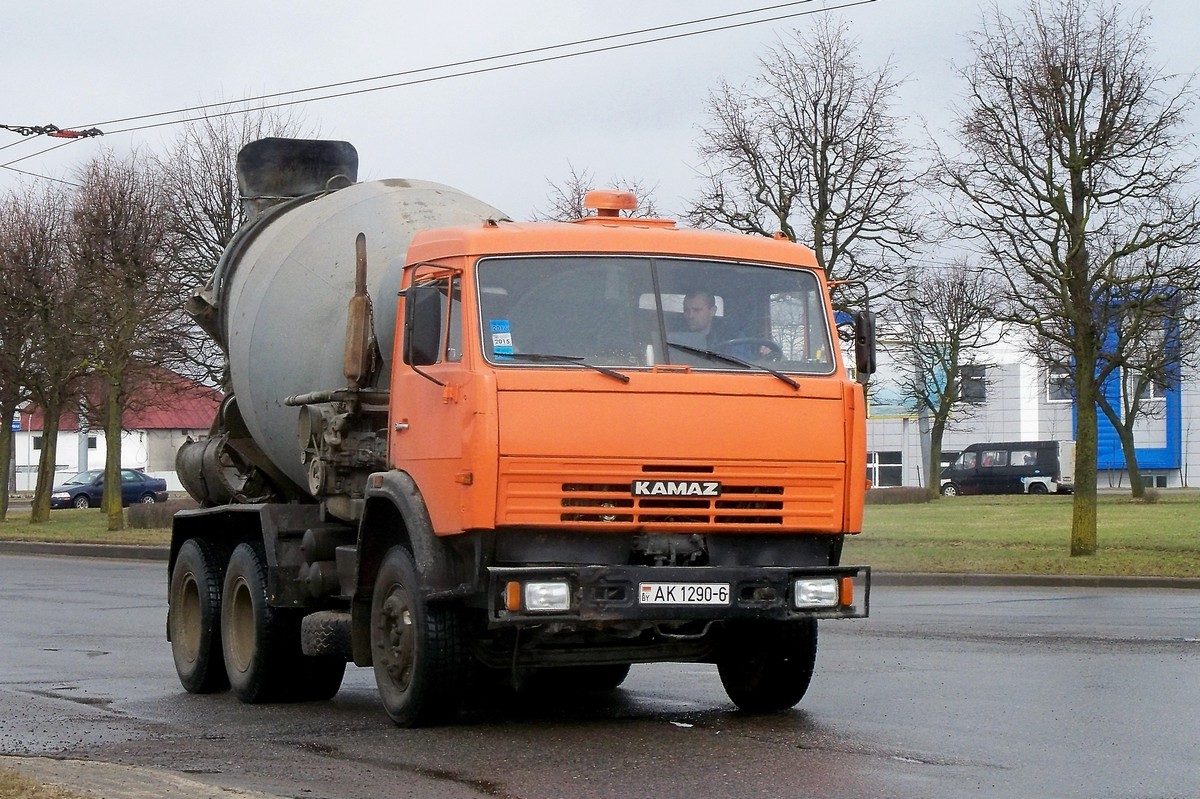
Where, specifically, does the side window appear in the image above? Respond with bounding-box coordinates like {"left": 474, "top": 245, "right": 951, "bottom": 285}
{"left": 1011, "top": 450, "right": 1036, "bottom": 467}
{"left": 120, "top": 470, "right": 138, "bottom": 483}
{"left": 958, "top": 452, "right": 977, "bottom": 470}
{"left": 1047, "top": 370, "right": 1073, "bottom": 402}
{"left": 866, "top": 451, "right": 903, "bottom": 487}
{"left": 980, "top": 450, "right": 1006, "bottom": 468}
{"left": 408, "top": 273, "right": 462, "bottom": 365}
{"left": 960, "top": 365, "right": 987, "bottom": 403}
{"left": 446, "top": 276, "right": 463, "bottom": 362}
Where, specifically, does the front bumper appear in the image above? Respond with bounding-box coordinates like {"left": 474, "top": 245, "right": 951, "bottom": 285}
{"left": 487, "top": 564, "right": 869, "bottom": 625}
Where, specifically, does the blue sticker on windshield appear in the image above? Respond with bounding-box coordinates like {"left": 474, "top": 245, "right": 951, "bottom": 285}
{"left": 490, "top": 320, "right": 513, "bottom": 356}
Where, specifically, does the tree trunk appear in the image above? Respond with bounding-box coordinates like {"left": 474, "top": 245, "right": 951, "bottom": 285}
{"left": 104, "top": 377, "right": 125, "bottom": 531}
{"left": 0, "top": 420, "right": 12, "bottom": 521}
{"left": 1096, "top": 394, "right": 1146, "bottom": 499}
{"left": 1071, "top": 365, "right": 1099, "bottom": 556}
{"left": 30, "top": 397, "right": 62, "bottom": 524}
{"left": 927, "top": 414, "right": 948, "bottom": 501}
{"left": 1119, "top": 419, "right": 1145, "bottom": 500}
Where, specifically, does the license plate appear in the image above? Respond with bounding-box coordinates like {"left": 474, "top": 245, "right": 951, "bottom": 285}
{"left": 639, "top": 583, "right": 730, "bottom": 605}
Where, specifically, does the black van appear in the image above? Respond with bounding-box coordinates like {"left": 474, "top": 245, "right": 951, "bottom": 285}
{"left": 940, "top": 440, "right": 1075, "bottom": 496}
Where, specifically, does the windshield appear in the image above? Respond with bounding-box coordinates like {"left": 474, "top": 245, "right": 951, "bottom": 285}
{"left": 63, "top": 470, "right": 101, "bottom": 485}
{"left": 476, "top": 256, "right": 835, "bottom": 375}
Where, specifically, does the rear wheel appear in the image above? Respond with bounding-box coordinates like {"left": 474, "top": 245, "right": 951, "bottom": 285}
{"left": 371, "top": 546, "right": 470, "bottom": 726}
{"left": 718, "top": 619, "right": 818, "bottom": 713}
{"left": 221, "top": 542, "right": 344, "bottom": 702}
{"left": 168, "top": 538, "right": 229, "bottom": 693}
{"left": 139, "top": 493, "right": 157, "bottom": 504}
{"left": 1027, "top": 482, "right": 1049, "bottom": 495}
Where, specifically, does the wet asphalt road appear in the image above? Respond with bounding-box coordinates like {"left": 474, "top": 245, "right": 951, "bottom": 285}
{"left": 1, "top": 553, "right": 1198, "bottom": 799}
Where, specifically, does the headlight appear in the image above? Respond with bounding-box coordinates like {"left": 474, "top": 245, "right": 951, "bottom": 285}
{"left": 505, "top": 580, "right": 571, "bottom": 612}
{"left": 51, "top": 492, "right": 69, "bottom": 500}
{"left": 793, "top": 578, "right": 840, "bottom": 609}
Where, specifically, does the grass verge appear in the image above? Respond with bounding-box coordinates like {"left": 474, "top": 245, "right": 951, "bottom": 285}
{"left": 851, "top": 492, "right": 1200, "bottom": 577}
{"left": 0, "top": 507, "right": 170, "bottom": 546}
{"left": 3, "top": 492, "right": 1198, "bottom": 578}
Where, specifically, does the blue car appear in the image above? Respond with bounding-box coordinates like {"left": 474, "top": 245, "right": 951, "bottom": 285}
{"left": 50, "top": 469, "right": 169, "bottom": 509}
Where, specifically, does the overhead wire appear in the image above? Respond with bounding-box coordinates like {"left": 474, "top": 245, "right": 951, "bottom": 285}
{"left": 80, "top": 0, "right": 850, "bottom": 131}
{"left": 1, "top": 0, "right": 876, "bottom": 180}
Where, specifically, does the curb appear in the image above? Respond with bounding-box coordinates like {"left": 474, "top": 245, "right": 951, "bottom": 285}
{"left": 2, "top": 541, "right": 1199, "bottom": 589}
{"left": 870, "top": 571, "right": 1200, "bottom": 590}
{"left": 0, "top": 541, "right": 169, "bottom": 561}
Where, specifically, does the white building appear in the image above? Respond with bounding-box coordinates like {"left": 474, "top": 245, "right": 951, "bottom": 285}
{"left": 864, "top": 335, "right": 1197, "bottom": 489}
{"left": 11, "top": 372, "right": 221, "bottom": 493}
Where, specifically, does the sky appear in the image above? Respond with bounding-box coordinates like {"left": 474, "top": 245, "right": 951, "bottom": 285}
{"left": 2, "top": 0, "right": 1196, "bottom": 221}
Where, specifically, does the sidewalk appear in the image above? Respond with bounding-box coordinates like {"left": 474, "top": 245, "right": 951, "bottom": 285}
{"left": 1, "top": 756, "right": 285, "bottom": 799}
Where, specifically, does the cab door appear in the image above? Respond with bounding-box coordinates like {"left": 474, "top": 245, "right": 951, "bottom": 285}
{"left": 390, "top": 267, "right": 474, "bottom": 533}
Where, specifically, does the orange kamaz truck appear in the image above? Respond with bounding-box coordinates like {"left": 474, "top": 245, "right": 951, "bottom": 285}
{"left": 167, "top": 138, "right": 875, "bottom": 726}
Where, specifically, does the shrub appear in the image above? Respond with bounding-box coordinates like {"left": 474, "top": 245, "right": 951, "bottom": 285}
{"left": 126, "top": 497, "right": 198, "bottom": 529}
{"left": 864, "top": 487, "right": 931, "bottom": 505}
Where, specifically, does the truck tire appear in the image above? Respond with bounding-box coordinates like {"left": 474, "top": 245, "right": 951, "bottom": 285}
{"left": 168, "top": 538, "right": 229, "bottom": 694}
{"left": 292, "top": 653, "right": 347, "bottom": 702}
{"left": 940, "top": 482, "right": 960, "bottom": 497}
{"left": 295, "top": 612, "right": 350, "bottom": 701}
{"left": 370, "top": 546, "right": 469, "bottom": 726}
{"left": 717, "top": 619, "right": 818, "bottom": 713}
{"left": 221, "top": 542, "right": 309, "bottom": 703}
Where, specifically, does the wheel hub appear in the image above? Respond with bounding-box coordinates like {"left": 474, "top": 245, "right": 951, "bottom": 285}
{"left": 377, "top": 587, "right": 415, "bottom": 689}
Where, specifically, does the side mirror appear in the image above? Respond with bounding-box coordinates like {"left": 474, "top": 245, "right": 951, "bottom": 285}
{"left": 853, "top": 310, "right": 877, "bottom": 385}
{"left": 403, "top": 283, "right": 443, "bottom": 367}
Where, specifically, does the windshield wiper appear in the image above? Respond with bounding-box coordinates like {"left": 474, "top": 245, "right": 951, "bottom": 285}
{"left": 501, "top": 352, "right": 631, "bottom": 383}
{"left": 665, "top": 342, "right": 798, "bottom": 390}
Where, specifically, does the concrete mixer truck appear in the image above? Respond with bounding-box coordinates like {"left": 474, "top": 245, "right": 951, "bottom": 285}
{"left": 166, "top": 137, "right": 876, "bottom": 727}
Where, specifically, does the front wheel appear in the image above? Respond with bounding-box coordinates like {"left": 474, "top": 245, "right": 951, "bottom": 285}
{"left": 371, "top": 546, "right": 470, "bottom": 727}
{"left": 940, "top": 482, "right": 960, "bottom": 497}
{"left": 72, "top": 494, "right": 90, "bottom": 509}
{"left": 717, "top": 619, "right": 818, "bottom": 713}
{"left": 168, "top": 538, "right": 229, "bottom": 693}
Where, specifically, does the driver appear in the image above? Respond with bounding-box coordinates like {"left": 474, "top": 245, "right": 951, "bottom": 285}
{"left": 673, "top": 290, "right": 776, "bottom": 359}
{"left": 681, "top": 290, "right": 719, "bottom": 345}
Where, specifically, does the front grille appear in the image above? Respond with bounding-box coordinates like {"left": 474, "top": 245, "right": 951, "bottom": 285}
{"left": 498, "top": 459, "right": 842, "bottom": 531}
{"left": 562, "top": 483, "right": 784, "bottom": 525}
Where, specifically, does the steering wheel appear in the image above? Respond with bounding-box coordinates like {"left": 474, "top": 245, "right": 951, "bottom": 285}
{"left": 718, "top": 337, "right": 783, "bottom": 362}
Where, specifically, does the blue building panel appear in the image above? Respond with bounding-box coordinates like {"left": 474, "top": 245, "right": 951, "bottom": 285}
{"left": 1090, "top": 370, "right": 1182, "bottom": 470}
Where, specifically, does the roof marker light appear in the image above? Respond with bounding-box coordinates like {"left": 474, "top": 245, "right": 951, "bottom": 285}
{"left": 583, "top": 189, "right": 638, "bottom": 218}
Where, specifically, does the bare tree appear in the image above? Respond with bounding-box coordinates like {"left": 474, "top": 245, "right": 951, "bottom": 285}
{"left": 70, "top": 150, "right": 178, "bottom": 530}
{"left": 888, "top": 263, "right": 1005, "bottom": 498}
{"left": 0, "top": 185, "right": 86, "bottom": 522}
{"left": 155, "top": 108, "right": 315, "bottom": 384}
{"left": 534, "top": 163, "right": 661, "bottom": 221}
{"left": 687, "top": 15, "right": 924, "bottom": 306}
{"left": 0, "top": 186, "right": 53, "bottom": 519}
{"left": 937, "top": 0, "right": 1200, "bottom": 554}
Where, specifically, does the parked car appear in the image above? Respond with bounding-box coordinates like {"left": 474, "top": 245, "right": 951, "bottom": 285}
{"left": 49, "top": 468, "right": 169, "bottom": 509}
{"left": 940, "top": 440, "right": 1075, "bottom": 496}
